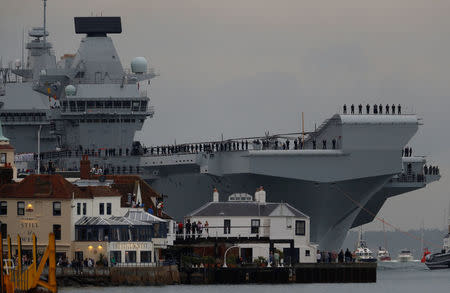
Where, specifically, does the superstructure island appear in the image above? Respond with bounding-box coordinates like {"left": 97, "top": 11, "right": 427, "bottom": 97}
{"left": 0, "top": 14, "right": 440, "bottom": 251}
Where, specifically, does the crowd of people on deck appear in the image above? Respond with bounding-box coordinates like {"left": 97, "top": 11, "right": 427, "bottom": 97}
{"left": 316, "top": 249, "right": 356, "bottom": 263}
{"left": 424, "top": 165, "right": 440, "bottom": 175}
{"left": 343, "top": 104, "right": 403, "bottom": 115}
{"left": 176, "top": 219, "right": 210, "bottom": 239}
{"left": 402, "top": 147, "right": 413, "bottom": 157}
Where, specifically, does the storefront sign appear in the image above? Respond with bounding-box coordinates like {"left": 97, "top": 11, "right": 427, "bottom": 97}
{"left": 109, "top": 242, "right": 153, "bottom": 251}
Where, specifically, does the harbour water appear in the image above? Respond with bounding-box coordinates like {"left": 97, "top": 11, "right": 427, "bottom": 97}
{"left": 60, "top": 262, "right": 449, "bottom": 293}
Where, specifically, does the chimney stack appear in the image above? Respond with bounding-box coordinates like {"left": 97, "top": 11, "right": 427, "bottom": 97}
{"left": 80, "top": 155, "right": 91, "bottom": 179}
{"left": 255, "top": 186, "right": 266, "bottom": 204}
{"left": 213, "top": 188, "right": 219, "bottom": 202}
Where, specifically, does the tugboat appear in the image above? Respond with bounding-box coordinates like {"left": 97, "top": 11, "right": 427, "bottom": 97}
{"left": 397, "top": 249, "right": 414, "bottom": 262}
{"left": 377, "top": 247, "right": 392, "bottom": 261}
{"left": 377, "top": 220, "right": 391, "bottom": 261}
{"left": 425, "top": 210, "right": 450, "bottom": 269}
{"left": 354, "top": 228, "right": 377, "bottom": 263}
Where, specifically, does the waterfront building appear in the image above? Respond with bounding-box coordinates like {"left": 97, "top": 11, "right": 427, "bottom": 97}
{"left": 183, "top": 188, "right": 317, "bottom": 264}
{"left": 73, "top": 210, "right": 169, "bottom": 265}
{"left": 0, "top": 174, "right": 78, "bottom": 259}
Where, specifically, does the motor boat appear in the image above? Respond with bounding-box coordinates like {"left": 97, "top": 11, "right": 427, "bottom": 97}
{"left": 354, "top": 228, "right": 377, "bottom": 263}
{"left": 397, "top": 249, "right": 414, "bottom": 262}
{"left": 377, "top": 247, "right": 392, "bottom": 261}
{"left": 425, "top": 225, "right": 450, "bottom": 269}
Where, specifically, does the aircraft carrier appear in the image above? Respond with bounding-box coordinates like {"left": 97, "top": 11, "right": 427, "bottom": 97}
{"left": 0, "top": 4, "right": 440, "bottom": 250}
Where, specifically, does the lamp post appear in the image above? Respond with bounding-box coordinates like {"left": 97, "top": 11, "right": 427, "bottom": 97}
{"left": 223, "top": 245, "right": 239, "bottom": 268}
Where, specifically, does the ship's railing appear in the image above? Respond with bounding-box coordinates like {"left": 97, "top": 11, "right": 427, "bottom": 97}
{"left": 390, "top": 173, "right": 426, "bottom": 183}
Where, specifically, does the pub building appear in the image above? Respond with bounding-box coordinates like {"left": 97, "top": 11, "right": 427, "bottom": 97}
{"left": 0, "top": 174, "right": 77, "bottom": 260}
{"left": 73, "top": 210, "right": 169, "bottom": 264}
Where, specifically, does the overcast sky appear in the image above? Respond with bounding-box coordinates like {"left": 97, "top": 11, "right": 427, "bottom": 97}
{"left": 1, "top": 0, "right": 449, "bottom": 232}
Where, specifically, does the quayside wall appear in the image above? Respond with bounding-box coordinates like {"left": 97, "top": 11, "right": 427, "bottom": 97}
{"left": 55, "top": 263, "right": 376, "bottom": 286}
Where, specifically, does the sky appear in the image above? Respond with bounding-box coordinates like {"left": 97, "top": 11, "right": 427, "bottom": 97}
{"left": 1, "top": 0, "right": 450, "bottom": 232}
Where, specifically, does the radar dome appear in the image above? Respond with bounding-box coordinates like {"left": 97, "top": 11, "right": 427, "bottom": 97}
{"left": 131, "top": 57, "right": 148, "bottom": 74}
{"left": 65, "top": 85, "right": 76, "bottom": 96}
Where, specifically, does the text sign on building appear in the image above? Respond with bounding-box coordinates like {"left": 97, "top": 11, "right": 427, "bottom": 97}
{"left": 108, "top": 242, "right": 152, "bottom": 251}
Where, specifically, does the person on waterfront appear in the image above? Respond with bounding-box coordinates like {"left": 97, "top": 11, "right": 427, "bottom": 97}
{"left": 205, "top": 221, "right": 209, "bottom": 236}
{"left": 332, "top": 138, "right": 337, "bottom": 149}
{"left": 344, "top": 248, "right": 352, "bottom": 263}
{"left": 197, "top": 221, "right": 203, "bottom": 237}
{"left": 192, "top": 221, "right": 198, "bottom": 238}
{"left": 338, "top": 250, "right": 344, "bottom": 263}
{"left": 316, "top": 250, "right": 321, "bottom": 263}
{"left": 185, "top": 219, "right": 192, "bottom": 238}
{"left": 177, "top": 221, "right": 183, "bottom": 235}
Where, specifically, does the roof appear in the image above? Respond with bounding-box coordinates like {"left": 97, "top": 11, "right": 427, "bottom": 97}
{"left": 0, "top": 174, "right": 121, "bottom": 199}
{"left": 124, "top": 209, "right": 166, "bottom": 223}
{"left": 0, "top": 174, "right": 80, "bottom": 199}
{"left": 186, "top": 201, "right": 308, "bottom": 218}
{"left": 75, "top": 216, "right": 153, "bottom": 226}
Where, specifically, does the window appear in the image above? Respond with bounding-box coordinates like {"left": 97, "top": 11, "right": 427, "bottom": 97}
{"left": 0, "top": 201, "right": 7, "bottom": 215}
{"left": 106, "top": 203, "right": 112, "bottom": 215}
{"left": 82, "top": 203, "right": 86, "bottom": 215}
{"left": 125, "top": 251, "right": 136, "bottom": 263}
{"left": 305, "top": 250, "right": 310, "bottom": 257}
{"left": 295, "top": 220, "right": 305, "bottom": 236}
{"left": 17, "top": 201, "right": 25, "bottom": 215}
{"left": 77, "top": 203, "right": 81, "bottom": 215}
{"left": 1, "top": 223, "right": 7, "bottom": 239}
{"left": 224, "top": 219, "right": 231, "bottom": 235}
{"left": 251, "top": 219, "right": 260, "bottom": 234}
{"left": 99, "top": 203, "right": 104, "bottom": 215}
{"left": 53, "top": 224, "right": 61, "bottom": 240}
{"left": 140, "top": 251, "right": 152, "bottom": 263}
{"left": 53, "top": 202, "right": 61, "bottom": 216}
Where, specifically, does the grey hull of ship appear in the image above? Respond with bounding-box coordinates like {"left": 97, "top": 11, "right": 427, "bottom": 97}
{"left": 146, "top": 172, "right": 391, "bottom": 251}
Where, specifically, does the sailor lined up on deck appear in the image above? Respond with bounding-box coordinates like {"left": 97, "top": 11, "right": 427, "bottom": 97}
{"left": 344, "top": 104, "right": 402, "bottom": 115}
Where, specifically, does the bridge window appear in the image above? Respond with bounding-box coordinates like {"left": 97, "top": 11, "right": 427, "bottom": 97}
{"left": 140, "top": 101, "right": 147, "bottom": 111}
{"left": 77, "top": 101, "right": 86, "bottom": 111}
{"left": 96, "top": 101, "right": 104, "bottom": 108}
{"left": 132, "top": 101, "right": 140, "bottom": 111}
{"left": 105, "top": 101, "right": 113, "bottom": 108}
{"left": 123, "top": 101, "right": 131, "bottom": 109}
{"left": 87, "top": 101, "right": 95, "bottom": 109}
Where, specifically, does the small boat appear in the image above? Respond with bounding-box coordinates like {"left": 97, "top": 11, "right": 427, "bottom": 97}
{"left": 397, "top": 249, "right": 414, "bottom": 262}
{"left": 354, "top": 228, "right": 377, "bottom": 263}
{"left": 425, "top": 220, "right": 450, "bottom": 269}
{"left": 377, "top": 247, "right": 392, "bottom": 261}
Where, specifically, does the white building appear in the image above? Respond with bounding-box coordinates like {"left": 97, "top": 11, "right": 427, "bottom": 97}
{"left": 184, "top": 188, "right": 317, "bottom": 264}
{"left": 69, "top": 178, "right": 175, "bottom": 265}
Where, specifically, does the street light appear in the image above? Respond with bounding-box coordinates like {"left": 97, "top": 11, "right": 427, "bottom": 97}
{"left": 223, "top": 245, "right": 239, "bottom": 268}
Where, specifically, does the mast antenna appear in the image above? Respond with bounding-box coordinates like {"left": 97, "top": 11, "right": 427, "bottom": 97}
{"left": 43, "top": 0, "right": 47, "bottom": 51}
